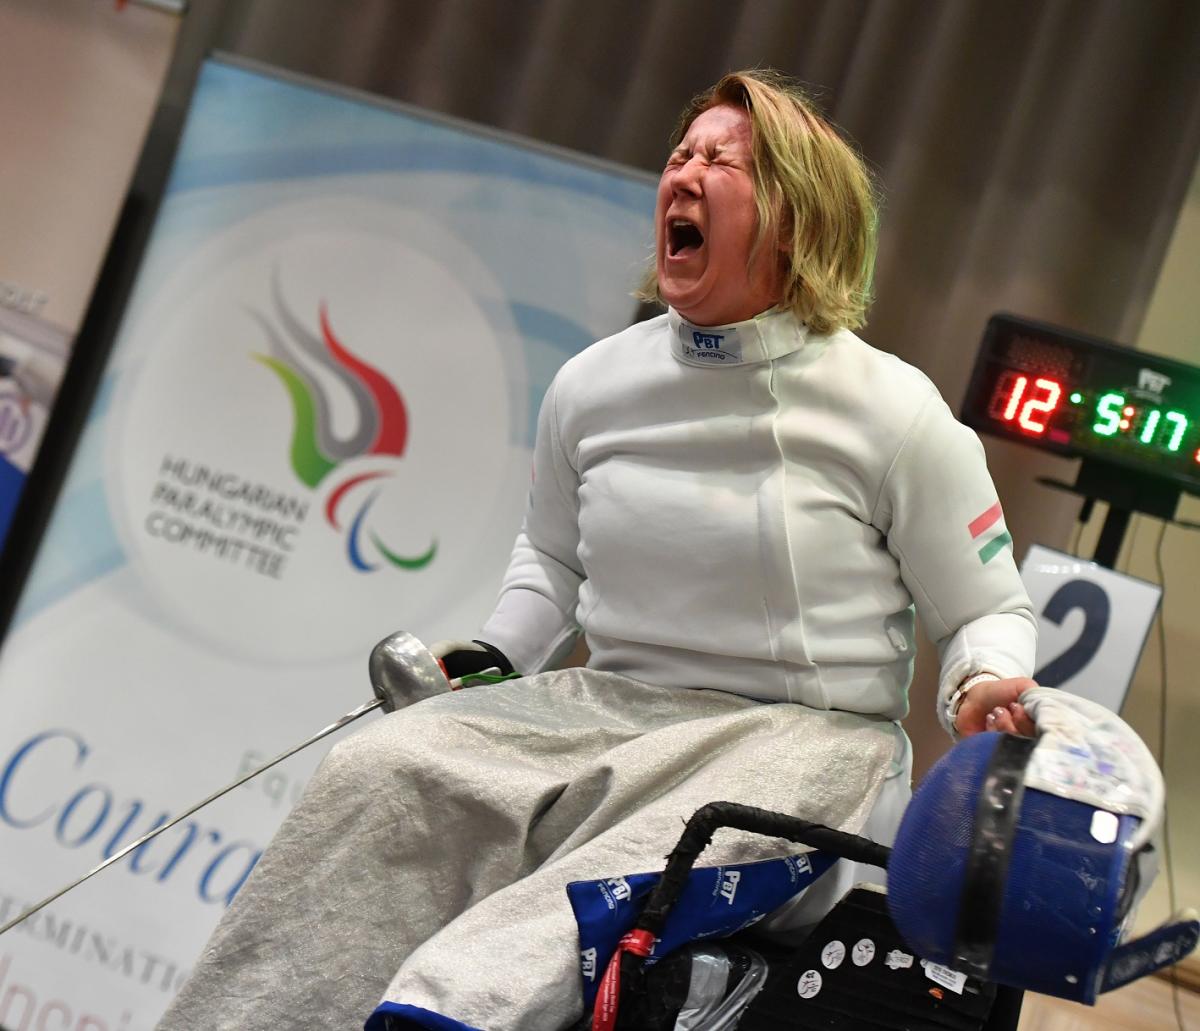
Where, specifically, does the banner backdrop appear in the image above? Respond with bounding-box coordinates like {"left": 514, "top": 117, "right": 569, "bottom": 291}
{"left": 0, "top": 57, "right": 654, "bottom": 1029}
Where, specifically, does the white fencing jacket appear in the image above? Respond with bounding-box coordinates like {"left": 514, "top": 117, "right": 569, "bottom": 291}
{"left": 481, "top": 307, "right": 1036, "bottom": 735}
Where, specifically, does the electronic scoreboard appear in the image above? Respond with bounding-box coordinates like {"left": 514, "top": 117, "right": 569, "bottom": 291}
{"left": 962, "top": 314, "right": 1200, "bottom": 496}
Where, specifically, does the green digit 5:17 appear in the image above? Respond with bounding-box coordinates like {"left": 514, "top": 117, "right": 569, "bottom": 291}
{"left": 1093, "top": 393, "right": 1188, "bottom": 451}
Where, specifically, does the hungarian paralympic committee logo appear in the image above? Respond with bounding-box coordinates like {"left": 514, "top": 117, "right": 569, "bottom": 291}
{"left": 250, "top": 274, "right": 436, "bottom": 573}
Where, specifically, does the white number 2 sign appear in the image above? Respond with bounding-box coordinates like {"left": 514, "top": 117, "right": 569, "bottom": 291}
{"left": 1020, "top": 544, "right": 1162, "bottom": 713}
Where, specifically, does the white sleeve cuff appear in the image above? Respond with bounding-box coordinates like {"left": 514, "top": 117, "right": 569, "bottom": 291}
{"left": 936, "top": 610, "right": 1037, "bottom": 738}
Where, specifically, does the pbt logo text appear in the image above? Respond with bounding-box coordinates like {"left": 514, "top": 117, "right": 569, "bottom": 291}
{"left": 720, "top": 870, "right": 741, "bottom": 904}
{"left": 1139, "top": 369, "right": 1172, "bottom": 394}
{"left": 581, "top": 947, "right": 598, "bottom": 980}
{"left": 606, "top": 877, "right": 631, "bottom": 902}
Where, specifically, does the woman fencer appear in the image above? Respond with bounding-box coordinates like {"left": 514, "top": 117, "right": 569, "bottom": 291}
{"left": 159, "top": 69, "right": 1039, "bottom": 1031}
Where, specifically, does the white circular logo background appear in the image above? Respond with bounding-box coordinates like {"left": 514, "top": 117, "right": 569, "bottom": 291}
{"left": 107, "top": 197, "right": 524, "bottom": 664}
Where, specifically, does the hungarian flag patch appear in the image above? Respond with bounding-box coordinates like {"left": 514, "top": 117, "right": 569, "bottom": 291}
{"left": 968, "top": 502, "right": 1012, "bottom": 564}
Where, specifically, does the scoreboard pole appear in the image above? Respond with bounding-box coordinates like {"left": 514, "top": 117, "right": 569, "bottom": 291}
{"left": 1079, "top": 460, "right": 1180, "bottom": 568}
{"left": 1039, "top": 461, "right": 1180, "bottom": 569}
{"left": 1094, "top": 507, "right": 1132, "bottom": 570}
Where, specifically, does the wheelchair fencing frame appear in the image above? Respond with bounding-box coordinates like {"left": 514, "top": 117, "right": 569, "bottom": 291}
{"left": 592, "top": 800, "right": 1023, "bottom": 1031}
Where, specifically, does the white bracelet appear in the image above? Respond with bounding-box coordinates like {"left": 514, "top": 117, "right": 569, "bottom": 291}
{"left": 946, "top": 672, "right": 1000, "bottom": 728}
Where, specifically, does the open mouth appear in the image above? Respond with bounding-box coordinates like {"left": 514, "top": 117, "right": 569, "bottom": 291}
{"left": 667, "top": 218, "right": 705, "bottom": 257}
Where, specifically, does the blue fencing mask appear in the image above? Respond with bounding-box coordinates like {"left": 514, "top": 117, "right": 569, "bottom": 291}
{"left": 887, "top": 688, "right": 1197, "bottom": 1003}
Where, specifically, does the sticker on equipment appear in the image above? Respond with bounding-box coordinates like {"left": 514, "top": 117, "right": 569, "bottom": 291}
{"left": 821, "top": 940, "right": 845, "bottom": 969}
{"left": 797, "top": 969, "right": 823, "bottom": 999}
{"left": 922, "top": 960, "right": 967, "bottom": 994}
{"left": 852, "top": 939, "right": 875, "bottom": 966}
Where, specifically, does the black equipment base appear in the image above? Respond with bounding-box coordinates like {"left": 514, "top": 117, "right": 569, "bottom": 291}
{"left": 739, "top": 887, "right": 1006, "bottom": 1030}
{"left": 626, "top": 886, "right": 1020, "bottom": 1031}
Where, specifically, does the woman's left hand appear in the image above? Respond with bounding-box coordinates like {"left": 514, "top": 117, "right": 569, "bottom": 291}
{"left": 954, "top": 677, "right": 1039, "bottom": 737}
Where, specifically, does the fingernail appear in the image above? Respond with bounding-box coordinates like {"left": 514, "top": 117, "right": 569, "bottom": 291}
{"left": 986, "top": 712, "right": 996, "bottom": 724}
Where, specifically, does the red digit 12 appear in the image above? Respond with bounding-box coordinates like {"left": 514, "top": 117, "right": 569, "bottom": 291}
{"left": 1017, "top": 377, "right": 1061, "bottom": 434}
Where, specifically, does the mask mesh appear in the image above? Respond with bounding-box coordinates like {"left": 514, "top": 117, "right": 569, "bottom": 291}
{"left": 886, "top": 731, "right": 1137, "bottom": 1004}
{"left": 886, "top": 732, "right": 1000, "bottom": 965}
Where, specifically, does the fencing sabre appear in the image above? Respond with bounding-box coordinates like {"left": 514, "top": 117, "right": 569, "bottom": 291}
{"left": 0, "top": 630, "right": 446, "bottom": 937}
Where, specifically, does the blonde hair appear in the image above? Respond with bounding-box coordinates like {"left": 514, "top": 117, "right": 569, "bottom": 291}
{"left": 639, "top": 69, "right": 879, "bottom": 335}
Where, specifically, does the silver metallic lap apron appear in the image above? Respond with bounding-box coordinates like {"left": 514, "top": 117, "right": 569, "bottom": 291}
{"left": 156, "top": 669, "right": 903, "bottom": 1031}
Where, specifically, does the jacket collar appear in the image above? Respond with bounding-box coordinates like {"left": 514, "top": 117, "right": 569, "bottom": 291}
{"left": 668, "top": 306, "right": 809, "bottom": 368}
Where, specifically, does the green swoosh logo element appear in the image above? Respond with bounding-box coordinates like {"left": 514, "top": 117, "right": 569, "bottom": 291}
{"left": 254, "top": 354, "right": 336, "bottom": 487}
{"left": 370, "top": 532, "right": 438, "bottom": 570}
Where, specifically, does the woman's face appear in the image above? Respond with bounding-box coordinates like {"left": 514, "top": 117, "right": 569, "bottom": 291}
{"left": 655, "top": 104, "right": 784, "bottom": 328}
